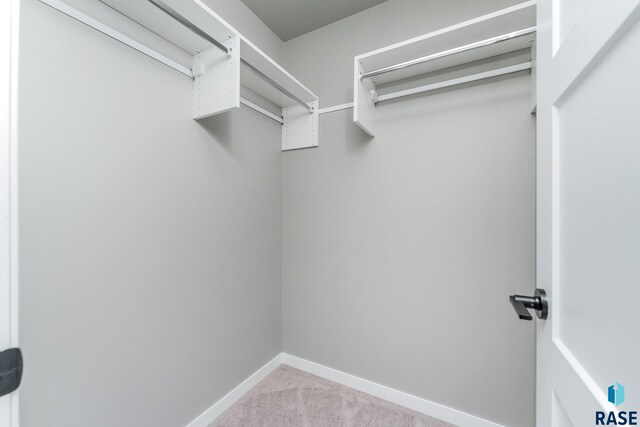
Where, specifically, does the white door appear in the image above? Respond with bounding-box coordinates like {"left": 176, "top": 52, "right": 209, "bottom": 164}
{"left": 536, "top": 0, "right": 640, "bottom": 426}
{"left": 0, "top": 0, "right": 20, "bottom": 425}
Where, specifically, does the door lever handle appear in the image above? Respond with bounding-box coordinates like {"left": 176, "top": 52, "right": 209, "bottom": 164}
{"left": 0, "top": 348, "right": 22, "bottom": 397}
{"left": 509, "top": 288, "right": 548, "bottom": 320}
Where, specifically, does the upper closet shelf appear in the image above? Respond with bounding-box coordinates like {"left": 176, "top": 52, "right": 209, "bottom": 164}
{"left": 43, "top": 0, "right": 319, "bottom": 150}
{"left": 353, "top": 1, "right": 537, "bottom": 137}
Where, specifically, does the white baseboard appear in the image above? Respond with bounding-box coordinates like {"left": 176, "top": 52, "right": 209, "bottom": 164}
{"left": 281, "top": 353, "right": 504, "bottom": 427}
{"left": 186, "top": 353, "right": 283, "bottom": 427}
{"left": 187, "top": 352, "right": 504, "bottom": 427}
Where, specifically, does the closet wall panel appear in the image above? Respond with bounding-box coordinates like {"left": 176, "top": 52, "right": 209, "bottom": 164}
{"left": 18, "top": 0, "right": 282, "bottom": 426}
{"left": 281, "top": 1, "right": 535, "bottom": 426}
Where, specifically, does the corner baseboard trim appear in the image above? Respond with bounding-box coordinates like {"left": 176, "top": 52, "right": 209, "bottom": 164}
{"left": 187, "top": 352, "right": 504, "bottom": 427}
{"left": 186, "top": 353, "right": 283, "bottom": 427}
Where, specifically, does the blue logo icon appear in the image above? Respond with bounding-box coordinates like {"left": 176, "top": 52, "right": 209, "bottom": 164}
{"left": 608, "top": 383, "right": 625, "bottom": 406}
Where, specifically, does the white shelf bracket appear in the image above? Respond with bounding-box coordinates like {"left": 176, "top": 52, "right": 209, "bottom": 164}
{"left": 530, "top": 38, "right": 537, "bottom": 114}
{"left": 353, "top": 60, "right": 376, "bottom": 137}
{"left": 193, "top": 36, "right": 240, "bottom": 120}
{"left": 282, "top": 100, "right": 319, "bottom": 151}
{"left": 370, "top": 89, "right": 379, "bottom": 104}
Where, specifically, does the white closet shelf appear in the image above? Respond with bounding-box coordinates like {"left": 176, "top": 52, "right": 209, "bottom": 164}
{"left": 353, "top": 0, "right": 536, "bottom": 137}
{"left": 239, "top": 39, "right": 317, "bottom": 111}
{"left": 45, "top": 0, "right": 319, "bottom": 150}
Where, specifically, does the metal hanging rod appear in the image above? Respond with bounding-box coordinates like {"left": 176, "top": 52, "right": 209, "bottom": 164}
{"left": 360, "top": 26, "right": 536, "bottom": 80}
{"left": 240, "top": 98, "right": 284, "bottom": 124}
{"left": 377, "top": 61, "right": 532, "bottom": 102}
{"left": 147, "top": 0, "right": 313, "bottom": 113}
{"left": 147, "top": 0, "right": 229, "bottom": 54}
{"left": 240, "top": 59, "right": 314, "bottom": 113}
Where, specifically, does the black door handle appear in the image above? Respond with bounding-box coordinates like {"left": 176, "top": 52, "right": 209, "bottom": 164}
{"left": 0, "top": 348, "right": 22, "bottom": 397}
{"left": 509, "top": 288, "right": 548, "bottom": 320}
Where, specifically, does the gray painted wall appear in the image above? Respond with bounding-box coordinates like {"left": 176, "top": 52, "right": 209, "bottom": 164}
{"left": 281, "top": 1, "right": 536, "bottom": 426}
{"left": 18, "top": 0, "right": 283, "bottom": 426}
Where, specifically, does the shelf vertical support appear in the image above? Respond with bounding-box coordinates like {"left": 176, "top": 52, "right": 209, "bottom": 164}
{"left": 353, "top": 59, "right": 376, "bottom": 137}
{"left": 530, "top": 38, "right": 537, "bottom": 114}
{"left": 192, "top": 36, "right": 240, "bottom": 120}
{"left": 282, "top": 99, "right": 319, "bottom": 151}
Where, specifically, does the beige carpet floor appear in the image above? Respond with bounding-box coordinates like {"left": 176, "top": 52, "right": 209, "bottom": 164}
{"left": 210, "top": 365, "right": 457, "bottom": 427}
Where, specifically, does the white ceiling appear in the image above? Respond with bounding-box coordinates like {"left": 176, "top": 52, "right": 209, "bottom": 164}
{"left": 239, "top": 0, "right": 390, "bottom": 41}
